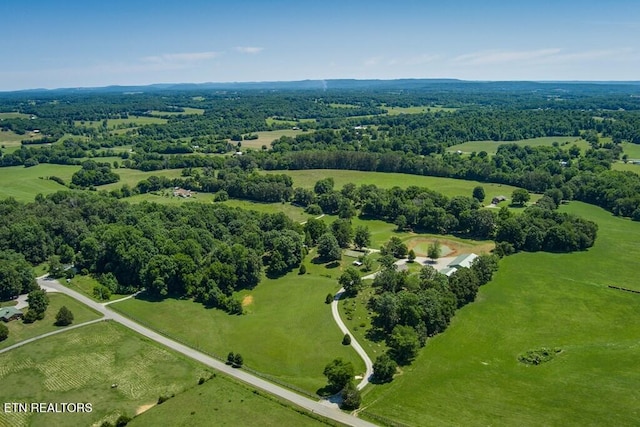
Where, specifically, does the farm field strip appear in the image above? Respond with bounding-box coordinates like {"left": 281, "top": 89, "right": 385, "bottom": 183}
{"left": 27, "top": 277, "right": 375, "bottom": 427}
{"left": 447, "top": 136, "right": 588, "bottom": 155}
{"left": 362, "top": 202, "right": 640, "bottom": 426}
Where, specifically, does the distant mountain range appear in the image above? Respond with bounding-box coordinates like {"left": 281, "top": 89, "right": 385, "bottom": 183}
{"left": 3, "top": 79, "right": 640, "bottom": 95}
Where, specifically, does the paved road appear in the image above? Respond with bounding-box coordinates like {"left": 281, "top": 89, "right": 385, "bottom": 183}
{"left": 331, "top": 288, "right": 373, "bottom": 390}
{"left": 36, "top": 276, "right": 377, "bottom": 427}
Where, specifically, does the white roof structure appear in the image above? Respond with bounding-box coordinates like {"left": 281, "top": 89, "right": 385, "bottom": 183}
{"left": 438, "top": 253, "right": 478, "bottom": 276}
{"left": 448, "top": 253, "right": 478, "bottom": 269}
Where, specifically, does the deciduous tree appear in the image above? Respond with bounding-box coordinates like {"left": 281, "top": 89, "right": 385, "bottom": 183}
{"left": 317, "top": 233, "right": 341, "bottom": 261}
{"left": 372, "top": 353, "right": 397, "bottom": 383}
{"left": 55, "top": 306, "right": 74, "bottom": 326}
{"left": 323, "top": 358, "right": 354, "bottom": 392}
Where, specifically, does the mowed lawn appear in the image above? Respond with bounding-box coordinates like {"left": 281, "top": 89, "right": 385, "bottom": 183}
{"left": 0, "top": 164, "right": 81, "bottom": 202}
{"left": 0, "top": 321, "right": 211, "bottom": 427}
{"left": 447, "top": 136, "right": 588, "bottom": 155}
{"left": 266, "top": 169, "right": 533, "bottom": 201}
{"left": 0, "top": 293, "right": 102, "bottom": 350}
{"left": 130, "top": 373, "right": 326, "bottom": 427}
{"left": 362, "top": 202, "right": 640, "bottom": 426}
{"left": 112, "top": 258, "right": 365, "bottom": 394}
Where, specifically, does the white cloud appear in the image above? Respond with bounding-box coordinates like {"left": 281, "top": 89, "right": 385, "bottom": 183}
{"left": 141, "top": 51, "right": 221, "bottom": 64}
{"left": 364, "top": 56, "right": 383, "bottom": 67}
{"left": 403, "top": 53, "right": 440, "bottom": 66}
{"left": 235, "top": 46, "right": 263, "bottom": 54}
{"left": 454, "top": 49, "right": 562, "bottom": 65}
{"left": 453, "top": 48, "right": 635, "bottom": 66}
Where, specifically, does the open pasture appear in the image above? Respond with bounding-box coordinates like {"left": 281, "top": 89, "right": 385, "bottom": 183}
{"left": 621, "top": 141, "right": 640, "bottom": 159}
{"left": 447, "top": 136, "right": 588, "bottom": 155}
{"left": 612, "top": 161, "right": 640, "bottom": 175}
{"left": 74, "top": 116, "right": 166, "bottom": 129}
{"left": 112, "top": 258, "right": 365, "bottom": 394}
{"left": 237, "top": 129, "right": 307, "bottom": 150}
{"left": 384, "top": 105, "right": 457, "bottom": 115}
{"left": 362, "top": 202, "right": 640, "bottom": 426}
{"left": 123, "top": 191, "right": 211, "bottom": 205}
{"left": 266, "top": 169, "right": 535, "bottom": 201}
{"left": 266, "top": 117, "right": 316, "bottom": 127}
{"left": 130, "top": 373, "right": 327, "bottom": 427}
{"left": 0, "top": 164, "right": 80, "bottom": 202}
{"left": 0, "top": 321, "right": 210, "bottom": 427}
{"left": 222, "top": 199, "right": 310, "bottom": 223}
{"left": 0, "top": 129, "right": 29, "bottom": 149}
{"left": 0, "top": 112, "right": 31, "bottom": 119}
{"left": 98, "top": 167, "right": 185, "bottom": 190}
{"left": 149, "top": 107, "right": 205, "bottom": 116}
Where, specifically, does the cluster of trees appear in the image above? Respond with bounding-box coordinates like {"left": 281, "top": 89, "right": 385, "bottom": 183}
{"left": 494, "top": 200, "right": 598, "bottom": 254}
{"left": 0, "top": 250, "right": 37, "bottom": 300}
{"left": 368, "top": 255, "right": 500, "bottom": 375}
{"left": 323, "top": 358, "right": 361, "bottom": 409}
{"left": 260, "top": 140, "right": 616, "bottom": 193}
{"left": 301, "top": 180, "right": 597, "bottom": 254}
{"left": 0, "top": 191, "right": 307, "bottom": 314}
{"left": 71, "top": 160, "right": 119, "bottom": 187}
{"left": 24, "top": 289, "right": 49, "bottom": 323}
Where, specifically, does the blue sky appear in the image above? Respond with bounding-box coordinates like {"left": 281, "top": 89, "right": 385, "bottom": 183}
{"left": 1, "top": 0, "right": 639, "bottom": 90}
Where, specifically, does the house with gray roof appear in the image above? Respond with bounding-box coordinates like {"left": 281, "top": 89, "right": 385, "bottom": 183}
{"left": 0, "top": 306, "right": 23, "bottom": 322}
{"left": 439, "top": 253, "right": 478, "bottom": 276}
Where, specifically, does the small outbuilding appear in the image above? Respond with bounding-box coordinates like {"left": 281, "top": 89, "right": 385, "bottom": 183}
{"left": 173, "top": 188, "right": 192, "bottom": 198}
{"left": 491, "top": 195, "right": 507, "bottom": 205}
{"left": 0, "top": 306, "right": 24, "bottom": 322}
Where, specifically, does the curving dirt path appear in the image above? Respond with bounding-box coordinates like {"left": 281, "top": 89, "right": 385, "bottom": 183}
{"left": 331, "top": 288, "right": 374, "bottom": 390}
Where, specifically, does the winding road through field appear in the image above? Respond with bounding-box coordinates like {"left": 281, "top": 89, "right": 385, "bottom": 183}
{"left": 34, "top": 276, "right": 377, "bottom": 427}
{"left": 331, "top": 289, "right": 373, "bottom": 390}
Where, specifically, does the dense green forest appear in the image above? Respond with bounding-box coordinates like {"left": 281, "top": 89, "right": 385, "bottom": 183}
{"left": 2, "top": 82, "right": 640, "bottom": 220}
{"left": 0, "top": 81, "right": 639, "bottom": 316}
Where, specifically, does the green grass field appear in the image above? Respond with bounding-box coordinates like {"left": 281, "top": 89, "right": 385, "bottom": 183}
{"left": 112, "top": 255, "right": 365, "bottom": 394}
{"left": 266, "top": 169, "right": 535, "bottom": 201}
{"left": 0, "top": 164, "right": 81, "bottom": 202}
{"left": 222, "top": 199, "right": 311, "bottom": 223}
{"left": 123, "top": 191, "right": 211, "bottom": 205}
{"left": 361, "top": 202, "right": 640, "bottom": 426}
{"left": 149, "top": 107, "right": 205, "bottom": 116}
{"left": 129, "top": 373, "right": 329, "bottom": 427}
{"left": 266, "top": 117, "right": 316, "bottom": 127}
{"left": 621, "top": 142, "right": 640, "bottom": 159}
{"left": 447, "top": 136, "right": 588, "bottom": 155}
{"left": 74, "top": 116, "right": 166, "bottom": 129}
{"left": 384, "top": 105, "right": 457, "bottom": 115}
{"left": 238, "top": 129, "right": 307, "bottom": 150}
{"left": 65, "top": 274, "right": 131, "bottom": 302}
{"left": 0, "top": 293, "right": 102, "bottom": 350}
{"left": 0, "top": 112, "right": 31, "bottom": 119}
{"left": 98, "top": 168, "right": 186, "bottom": 190}
{"left": 0, "top": 129, "right": 28, "bottom": 149}
{"left": 0, "top": 321, "right": 212, "bottom": 427}
{"left": 612, "top": 161, "right": 640, "bottom": 175}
